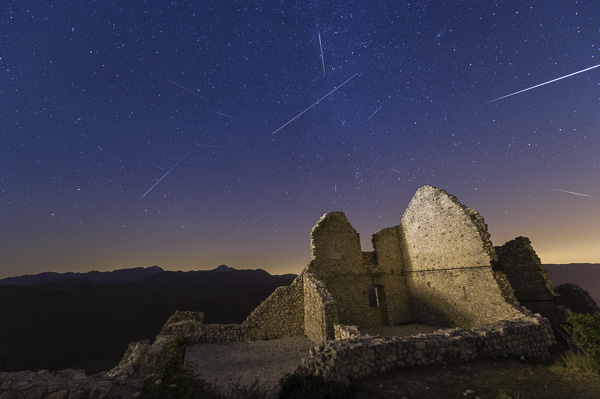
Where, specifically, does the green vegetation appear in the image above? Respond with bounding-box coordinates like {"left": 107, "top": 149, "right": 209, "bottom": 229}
{"left": 278, "top": 373, "right": 352, "bottom": 399}
{"left": 563, "top": 313, "right": 600, "bottom": 363}
{"left": 556, "top": 313, "right": 600, "bottom": 375}
{"left": 141, "top": 337, "right": 267, "bottom": 399}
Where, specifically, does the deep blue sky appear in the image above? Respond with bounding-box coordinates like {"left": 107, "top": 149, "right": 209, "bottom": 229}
{"left": 1, "top": 1, "right": 599, "bottom": 278}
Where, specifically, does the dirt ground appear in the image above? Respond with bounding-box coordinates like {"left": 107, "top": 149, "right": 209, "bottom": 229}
{"left": 185, "top": 336, "right": 314, "bottom": 396}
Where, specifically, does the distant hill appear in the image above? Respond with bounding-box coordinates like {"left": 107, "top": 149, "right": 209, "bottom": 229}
{"left": 544, "top": 263, "right": 600, "bottom": 304}
{"left": 0, "top": 266, "right": 297, "bottom": 373}
{"left": 0, "top": 265, "right": 165, "bottom": 286}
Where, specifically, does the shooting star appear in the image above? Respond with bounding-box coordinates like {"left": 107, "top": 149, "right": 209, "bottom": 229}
{"left": 271, "top": 73, "right": 359, "bottom": 135}
{"left": 483, "top": 63, "right": 600, "bottom": 105}
{"left": 366, "top": 105, "right": 383, "bottom": 122}
{"left": 139, "top": 154, "right": 188, "bottom": 200}
{"left": 544, "top": 187, "right": 593, "bottom": 198}
{"left": 388, "top": 168, "right": 402, "bottom": 174}
{"left": 197, "top": 143, "right": 224, "bottom": 148}
{"left": 168, "top": 80, "right": 209, "bottom": 102}
{"left": 207, "top": 109, "right": 235, "bottom": 120}
{"left": 334, "top": 184, "right": 337, "bottom": 193}
{"left": 318, "top": 32, "right": 326, "bottom": 77}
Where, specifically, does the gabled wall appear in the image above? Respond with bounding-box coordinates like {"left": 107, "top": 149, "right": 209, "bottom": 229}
{"left": 400, "top": 186, "right": 523, "bottom": 327}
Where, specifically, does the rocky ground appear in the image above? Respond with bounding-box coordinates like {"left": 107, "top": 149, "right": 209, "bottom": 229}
{"left": 0, "top": 369, "right": 142, "bottom": 399}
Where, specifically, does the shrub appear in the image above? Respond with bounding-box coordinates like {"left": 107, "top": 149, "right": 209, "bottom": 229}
{"left": 278, "top": 373, "right": 352, "bottom": 399}
{"left": 140, "top": 337, "right": 219, "bottom": 399}
{"left": 563, "top": 313, "right": 600, "bottom": 363}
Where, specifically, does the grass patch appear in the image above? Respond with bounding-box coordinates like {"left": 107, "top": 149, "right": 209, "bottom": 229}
{"left": 554, "top": 351, "right": 600, "bottom": 375}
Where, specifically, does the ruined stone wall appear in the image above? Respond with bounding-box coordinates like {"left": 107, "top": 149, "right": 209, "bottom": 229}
{"left": 160, "top": 274, "right": 305, "bottom": 343}
{"left": 162, "top": 321, "right": 249, "bottom": 343}
{"left": 306, "top": 212, "right": 389, "bottom": 328}
{"left": 495, "top": 237, "right": 567, "bottom": 324}
{"left": 400, "top": 186, "right": 523, "bottom": 327}
{"left": 304, "top": 273, "right": 338, "bottom": 342}
{"left": 298, "top": 316, "right": 556, "bottom": 382}
{"left": 243, "top": 273, "right": 305, "bottom": 340}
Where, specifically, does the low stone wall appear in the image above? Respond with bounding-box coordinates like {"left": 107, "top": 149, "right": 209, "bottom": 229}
{"left": 243, "top": 274, "right": 305, "bottom": 340}
{"left": 161, "top": 321, "right": 249, "bottom": 343}
{"left": 304, "top": 273, "right": 338, "bottom": 342}
{"left": 297, "top": 315, "right": 556, "bottom": 381}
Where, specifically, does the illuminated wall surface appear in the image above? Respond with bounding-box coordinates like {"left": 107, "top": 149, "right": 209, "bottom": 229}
{"left": 1, "top": 1, "right": 598, "bottom": 278}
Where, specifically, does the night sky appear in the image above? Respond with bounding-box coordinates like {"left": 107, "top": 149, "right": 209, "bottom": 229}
{"left": 2, "top": 1, "right": 599, "bottom": 279}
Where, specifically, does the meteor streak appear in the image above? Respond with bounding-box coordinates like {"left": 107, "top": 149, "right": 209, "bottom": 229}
{"left": 544, "top": 187, "right": 593, "bottom": 198}
{"left": 207, "top": 109, "right": 235, "bottom": 120}
{"left": 168, "top": 80, "right": 208, "bottom": 101}
{"left": 271, "top": 73, "right": 359, "bottom": 135}
{"left": 318, "top": 32, "right": 326, "bottom": 77}
{"left": 483, "top": 63, "right": 600, "bottom": 105}
{"left": 139, "top": 154, "right": 189, "bottom": 200}
{"left": 366, "top": 105, "right": 382, "bottom": 122}
{"left": 197, "top": 143, "right": 224, "bottom": 148}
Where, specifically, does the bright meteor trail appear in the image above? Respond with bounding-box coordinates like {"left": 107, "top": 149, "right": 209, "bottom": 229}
{"left": 168, "top": 80, "right": 208, "bottom": 102}
{"left": 139, "top": 154, "right": 189, "bottom": 200}
{"left": 366, "top": 105, "right": 382, "bottom": 122}
{"left": 483, "top": 63, "right": 600, "bottom": 105}
{"left": 271, "top": 73, "right": 359, "bottom": 134}
{"left": 318, "top": 32, "right": 326, "bottom": 77}
{"left": 544, "top": 187, "right": 593, "bottom": 198}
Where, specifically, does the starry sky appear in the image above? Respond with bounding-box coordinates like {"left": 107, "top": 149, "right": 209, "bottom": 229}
{"left": 2, "top": 1, "right": 599, "bottom": 279}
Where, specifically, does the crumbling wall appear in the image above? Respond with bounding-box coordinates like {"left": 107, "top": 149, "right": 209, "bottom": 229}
{"left": 306, "top": 212, "right": 387, "bottom": 328}
{"left": 159, "top": 276, "right": 305, "bottom": 343}
{"left": 304, "top": 273, "right": 338, "bottom": 342}
{"left": 298, "top": 315, "right": 556, "bottom": 381}
{"left": 495, "top": 237, "right": 568, "bottom": 324}
{"left": 555, "top": 283, "right": 600, "bottom": 315}
{"left": 244, "top": 273, "right": 305, "bottom": 340}
{"left": 400, "top": 186, "right": 523, "bottom": 327}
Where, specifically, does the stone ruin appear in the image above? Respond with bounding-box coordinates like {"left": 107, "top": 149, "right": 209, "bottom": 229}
{"left": 150, "top": 186, "right": 569, "bottom": 379}
{"left": 1, "top": 185, "right": 597, "bottom": 397}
